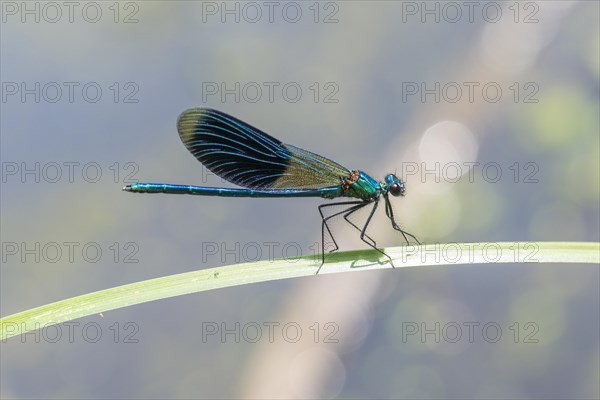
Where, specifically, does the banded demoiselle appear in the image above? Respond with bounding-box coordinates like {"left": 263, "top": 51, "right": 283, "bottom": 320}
{"left": 124, "top": 108, "right": 419, "bottom": 273}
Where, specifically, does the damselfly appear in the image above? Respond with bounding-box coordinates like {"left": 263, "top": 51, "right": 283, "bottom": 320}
{"left": 124, "top": 108, "right": 419, "bottom": 273}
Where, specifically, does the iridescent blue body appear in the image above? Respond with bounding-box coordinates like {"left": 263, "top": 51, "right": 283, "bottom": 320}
{"left": 127, "top": 183, "right": 343, "bottom": 198}
{"left": 128, "top": 169, "right": 383, "bottom": 200}
{"left": 124, "top": 108, "right": 419, "bottom": 273}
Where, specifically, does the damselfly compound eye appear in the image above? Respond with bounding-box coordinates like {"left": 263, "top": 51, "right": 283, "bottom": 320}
{"left": 389, "top": 183, "right": 404, "bottom": 197}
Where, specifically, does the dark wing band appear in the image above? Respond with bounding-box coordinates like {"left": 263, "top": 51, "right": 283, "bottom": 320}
{"left": 177, "top": 108, "right": 350, "bottom": 190}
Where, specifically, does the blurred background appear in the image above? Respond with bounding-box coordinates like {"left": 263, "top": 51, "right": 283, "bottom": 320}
{"left": 1, "top": 1, "right": 598, "bottom": 398}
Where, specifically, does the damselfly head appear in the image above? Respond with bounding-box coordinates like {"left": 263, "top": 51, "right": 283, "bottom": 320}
{"left": 384, "top": 174, "right": 406, "bottom": 197}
